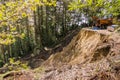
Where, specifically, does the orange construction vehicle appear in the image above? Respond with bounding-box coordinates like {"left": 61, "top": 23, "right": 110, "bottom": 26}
{"left": 92, "top": 16, "right": 113, "bottom": 29}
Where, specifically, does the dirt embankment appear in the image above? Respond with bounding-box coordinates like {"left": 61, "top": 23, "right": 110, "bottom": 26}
{"left": 44, "top": 28, "right": 120, "bottom": 67}
{"left": 39, "top": 28, "right": 120, "bottom": 80}
{"left": 40, "top": 55, "right": 120, "bottom": 80}
{"left": 3, "top": 28, "right": 120, "bottom": 80}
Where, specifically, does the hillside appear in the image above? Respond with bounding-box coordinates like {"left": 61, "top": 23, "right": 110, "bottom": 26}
{"left": 1, "top": 0, "right": 120, "bottom": 80}
{"left": 39, "top": 28, "right": 120, "bottom": 80}
{"left": 43, "top": 28, "right": 120, "bottom": 66}
{"left": 2, "top": 28, "right": 120, "bottom": 80}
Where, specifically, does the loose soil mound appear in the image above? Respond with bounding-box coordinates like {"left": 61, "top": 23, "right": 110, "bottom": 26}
{"left": 44, "top": 28, "right": 120, "bottom": 67}
{"left": 22, "top": 28, "right": 80, "bottom": 69}
{"left": 40, "top": 29, "right": 120, "bottom": 80}
{"left": 3, "top": 28, "right": 120, "bottom": 80}
{"left": 40, "top": 55, "right": 120, "bottom": 80}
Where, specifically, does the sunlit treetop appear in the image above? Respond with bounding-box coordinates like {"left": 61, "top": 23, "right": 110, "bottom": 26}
{"left": 68, "top": 0, "right": 120, "bottom": 16}
{"left": 0, "top": 0, "right": 56, "bottom": 45}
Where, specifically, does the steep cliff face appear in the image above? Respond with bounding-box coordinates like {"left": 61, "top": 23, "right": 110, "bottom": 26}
{"left": 44, "top": 28, "right": 120, "bottom": 66}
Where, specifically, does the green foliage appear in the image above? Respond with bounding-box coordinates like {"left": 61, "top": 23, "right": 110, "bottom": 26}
{"left": 0, "top": 0, "right": 75, "bottom": 70}
{"left": 68, "top": 0, "right": 81, "bottom": 11}
{"left": 68, "top": 0, "right": 120, "bottom": 16}
{"left": 0, "top": 1, "right": 27, "bottom": 45}
{"left": 4, "top": 58, "right": 29, "bottom": 71}
{"left": 0, "top": 0, "right": 56, "bottom": 45}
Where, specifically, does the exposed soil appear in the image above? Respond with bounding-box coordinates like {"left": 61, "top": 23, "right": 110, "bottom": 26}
{"left": 43, "top": 28, "right": 120, "bottom": 67}
{"left": 2, "top": 28, "right": 120, "bottom": 80}
{"left": 2, "top": 71, "right": 34, "bottom": 80}
{"left": 40, "top": 55, "right": 120, "bottom": 80}
{"left": 25, "top": 28, "right": 80, "bottom": 69}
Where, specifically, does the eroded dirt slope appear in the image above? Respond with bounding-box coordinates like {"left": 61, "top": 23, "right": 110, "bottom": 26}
{"left": 39, "top": 28, "right": 120, "bottom": 80}
{"left": 3, "top": 28, "right": 120, "bottom": 80}
{"left": 40, "top": 55, "right": 120, "bottom": 80}
{"left": 44, "top": 28, "right": 120, "bottom": 67}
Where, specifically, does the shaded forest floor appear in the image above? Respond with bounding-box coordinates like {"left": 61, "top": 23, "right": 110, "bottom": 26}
{"left": 2, "top": 28, "right": 120, "bottom": 80}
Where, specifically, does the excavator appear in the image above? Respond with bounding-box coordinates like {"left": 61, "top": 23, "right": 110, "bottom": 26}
{"left": 92, "top": 16, "right": 113, "bottom": 29}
